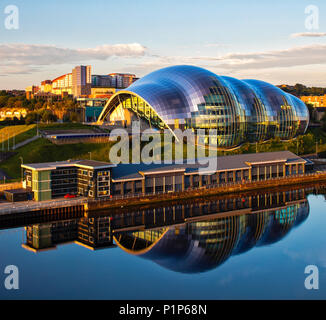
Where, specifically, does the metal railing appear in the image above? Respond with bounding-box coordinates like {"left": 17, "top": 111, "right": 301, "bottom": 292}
{"left": 86, "top": 170, "right": 326, "bottom": 205}
{"left": 1, "top": 170, "right": 324, "bottom": 214}
{"left": 0, "top": 197, "right": 87, "bottom": 215}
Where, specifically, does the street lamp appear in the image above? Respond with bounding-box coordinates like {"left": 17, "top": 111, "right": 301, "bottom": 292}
{"left": 88, "top": 152, "right": 92, "bottom": 160}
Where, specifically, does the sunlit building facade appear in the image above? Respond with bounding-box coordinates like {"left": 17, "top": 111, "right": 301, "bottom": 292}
{"left": 98, "top": 65, "right": 309, "bottom": 148}
{"left": 72, "top": 65, "right": 92, "bottom": 97}
{"left": 51, "top": 73, "right": 73, "bottom": 96}
{"left": 301, "top": 94, "right": 326, "bottom": 108}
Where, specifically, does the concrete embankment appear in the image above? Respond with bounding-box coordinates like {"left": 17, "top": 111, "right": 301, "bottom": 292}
{"left": 0, "top": 172, "right": 326, "bottom": 221}
{"left": 86, "top": 172, "right": 326, "bottom": 212}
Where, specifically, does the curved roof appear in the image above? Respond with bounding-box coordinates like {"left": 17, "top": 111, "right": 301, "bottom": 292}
{"left": 98, "top": 65, "right": 309, "bottom": 147}
{"left": 124, "top": 65, "right": 229, "bottom": 121}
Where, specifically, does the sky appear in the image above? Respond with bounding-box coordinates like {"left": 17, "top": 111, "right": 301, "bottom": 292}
{"left": 0, "top": 0, "right": 326, "bottom": 89}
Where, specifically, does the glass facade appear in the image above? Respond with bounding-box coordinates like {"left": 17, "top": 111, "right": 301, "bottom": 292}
{"left": 99, "top": 65, "right": 309, "bottom": 148}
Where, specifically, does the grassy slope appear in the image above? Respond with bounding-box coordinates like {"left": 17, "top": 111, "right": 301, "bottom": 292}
{"left": 0, "top": 124, "right": 36, "bottom": 146}
{"left": 1, "top": 125, "right": 326, "bottom": 181}
{"left": 0, "top": 138, "right": 114, "bottom": 180}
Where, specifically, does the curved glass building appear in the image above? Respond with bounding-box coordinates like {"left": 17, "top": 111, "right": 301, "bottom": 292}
{"left": 98, "top": 65, "right": 309, "bottom": 148}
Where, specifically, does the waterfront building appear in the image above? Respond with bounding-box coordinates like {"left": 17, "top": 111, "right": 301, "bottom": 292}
{"left": 98, "top": 65, "right": 309, "bottom": 148}
{"left": 22, "top": 151, "right": 307, "bottom": 201}
{"left": 109, "top": 151, "right": 307, "bottom": 197}
{"left": 22, "top": 160, "right": 114, "bottom": 201}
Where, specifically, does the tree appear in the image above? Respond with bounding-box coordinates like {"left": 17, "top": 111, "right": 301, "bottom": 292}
{"left": 321, "top": 112, "right": 326, "bottom": 131}
{"left": 0, "top": 96, "right": 8, "bottom": 108}
{"left": 25, "top": 112, "right": 38, "bottom": 124}
{"left": 14, "top": 100, "right": 23, "bottom": 109}
{"left": 306, "top": 103, "right": 317, "bottom": 123}
{"left": 41, "top": 110, "right": 57, "bottom": 123}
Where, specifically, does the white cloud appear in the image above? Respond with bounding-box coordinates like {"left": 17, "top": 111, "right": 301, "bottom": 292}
{"left": 197, "top": 44, "right": 326, "bottom": 70}
{"left": 291, "top": 32, "right": 326, "bottom": 38}
{"left": 0, "top": 43, "right": 147, "bottom": 75}
{"left": 129, "top": 44, "right": 326, "bottom": 73}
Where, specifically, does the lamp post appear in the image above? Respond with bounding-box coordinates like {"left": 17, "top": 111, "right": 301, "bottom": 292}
{"left": 88, "top": 152, "right": 92, "bottom": 160}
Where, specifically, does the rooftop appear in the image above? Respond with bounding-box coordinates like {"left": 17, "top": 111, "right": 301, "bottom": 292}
{"left": 21, "top": 151, "right": 306, "bottom": 176}
{"left": 111, "top": 151, "right": 306, "bottom": 181}
{"left": 22, "top": 160, "right": 115, "bottom": 171}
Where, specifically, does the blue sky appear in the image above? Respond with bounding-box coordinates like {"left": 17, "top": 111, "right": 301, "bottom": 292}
{"left": 1, "top": 0, "right": 326, "bottom": 89}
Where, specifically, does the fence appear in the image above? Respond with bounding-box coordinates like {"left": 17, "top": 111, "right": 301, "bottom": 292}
{"left": 86, "top": 170, "right": 326, "bottom": 208}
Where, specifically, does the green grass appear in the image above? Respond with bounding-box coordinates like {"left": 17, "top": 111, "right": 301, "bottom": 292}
{"left": 0, "top": 138, "right": 115, "bottom": 180}
{"left": 2, "top": 125, "right": 326, "bottom": 181}
{"left": 0, "top": 124, "right": 36, "bottom": 146}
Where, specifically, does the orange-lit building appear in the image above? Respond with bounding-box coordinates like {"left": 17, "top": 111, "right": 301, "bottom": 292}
{"left": 25, "top": 67, "right": 139, "bottom": 100}
{"left": 25, "top": 85, "right": 40, "bottom": 99}
{"left": 301, "top": 95, "right": 326, "bottom": 108}
{"left": 0, "top": 108, "right": 28, "bottom": 121}
{"left": 51, "top": 73, "right": 73, "bottom": 96}
{"left": 90, "top": 87, "right": 116, "bottom": 99}
{"left": 41, "top": 80, "right": 52, "bottom": 93}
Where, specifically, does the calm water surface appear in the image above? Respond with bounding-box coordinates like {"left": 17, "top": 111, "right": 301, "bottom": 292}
{"left": 1, "top": 186, "right": 326, "bottom": 300}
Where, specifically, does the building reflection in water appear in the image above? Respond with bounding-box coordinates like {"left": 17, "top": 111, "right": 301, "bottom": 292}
{"left": 21, "top": 188, "right": 310, "bottom": 273}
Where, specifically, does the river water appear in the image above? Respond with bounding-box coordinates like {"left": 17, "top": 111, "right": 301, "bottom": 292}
{"left": 0, "top": 185, "right": 326, "bottom": 300}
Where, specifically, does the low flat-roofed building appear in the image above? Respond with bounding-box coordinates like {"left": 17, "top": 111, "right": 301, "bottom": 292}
{"left": 3, "top": 188, "right": 33, "bottom": 202}
{"left": 21, "top": 151, "right": 308, "bottom": 201}
{"left": 110, "top": 151, "right": 307, "bottom": 196}
{"left": 22, "top": 160, "right": 115, "bottom": 201}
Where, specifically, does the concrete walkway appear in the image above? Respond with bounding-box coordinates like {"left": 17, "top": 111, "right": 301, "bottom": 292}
{"left": 0, "top": 197, "right": 87, "bottom": 215}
